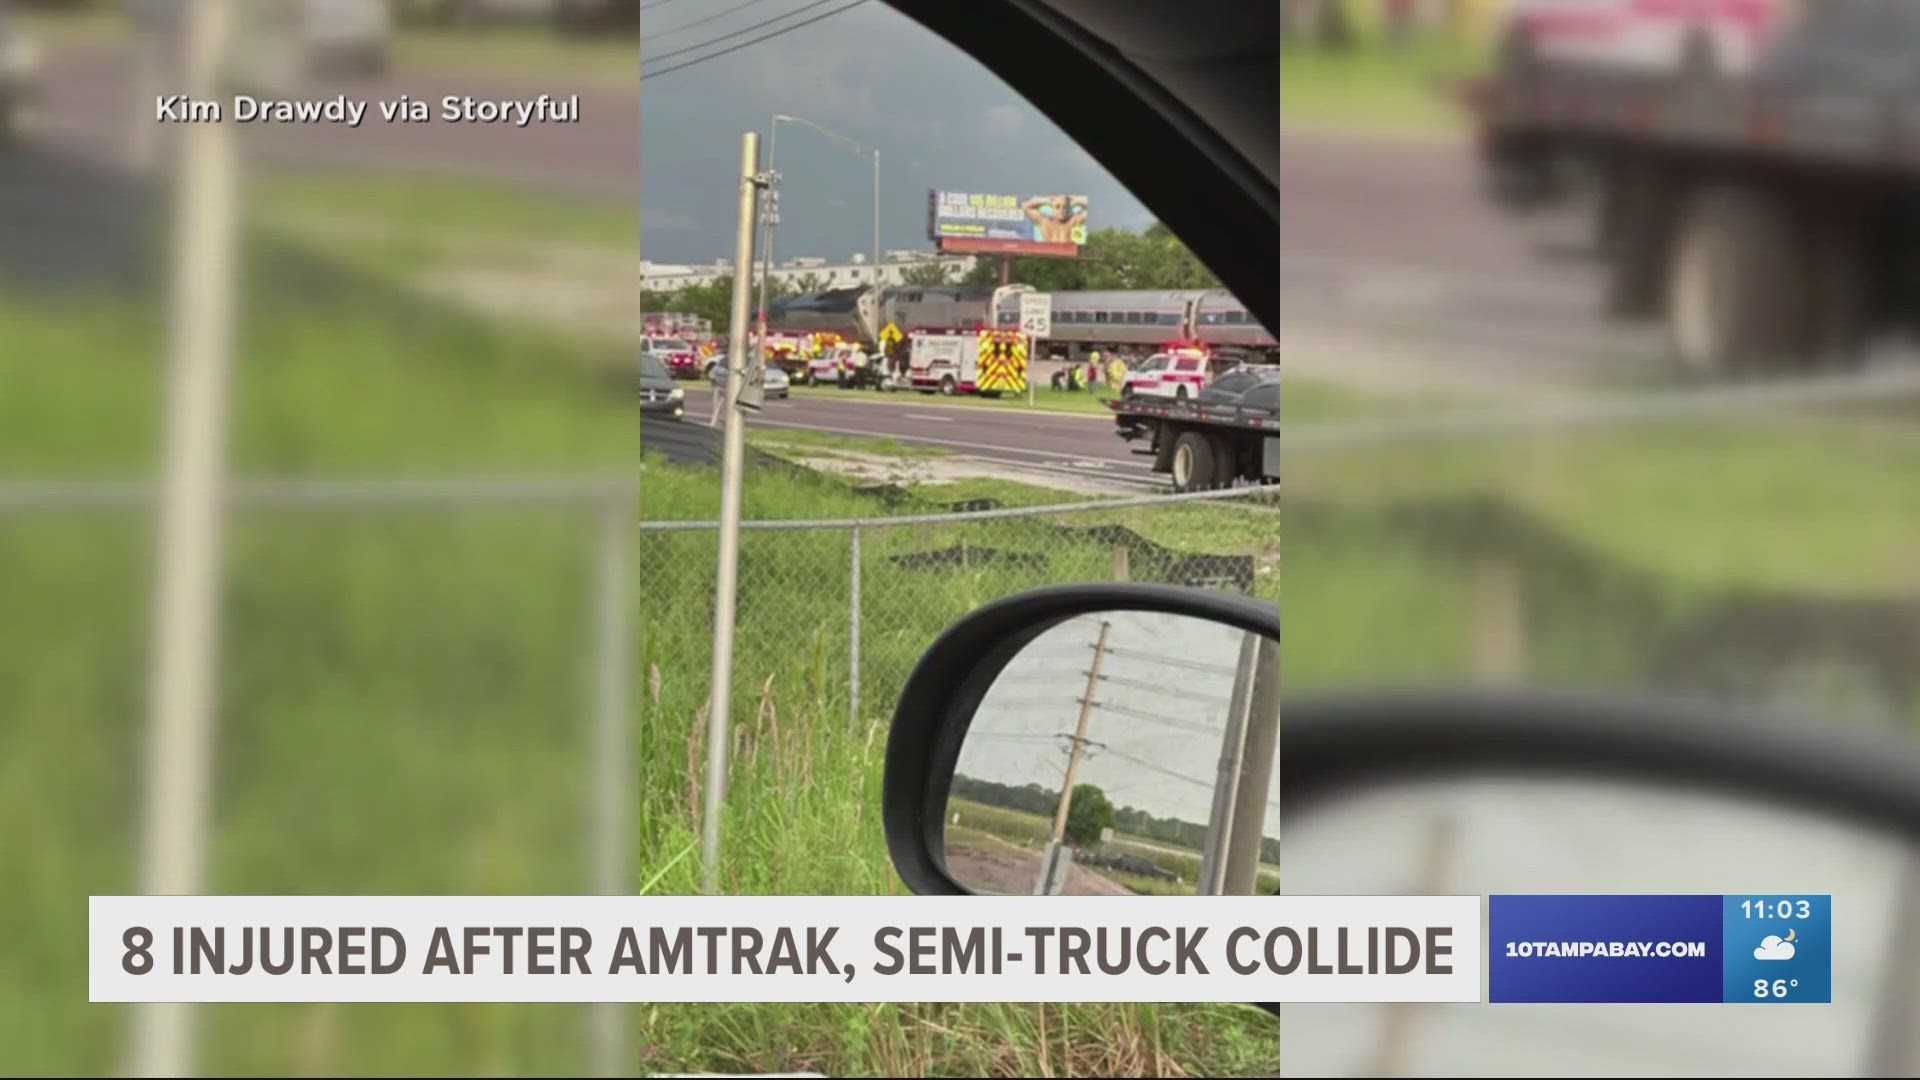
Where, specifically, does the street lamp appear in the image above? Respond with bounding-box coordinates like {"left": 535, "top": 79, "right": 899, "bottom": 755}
{"left": 761, "top": 113, "right": 883, "bottom": 332}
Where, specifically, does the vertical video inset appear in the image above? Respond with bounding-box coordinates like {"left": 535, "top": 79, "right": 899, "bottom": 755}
{"left": 638, "top": 0, "right": 1276, "bottom": 1074}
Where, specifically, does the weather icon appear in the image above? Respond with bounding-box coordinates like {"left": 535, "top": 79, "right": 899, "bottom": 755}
{"left": 1755, "top": 929, "right": 1798, "bottom": 961}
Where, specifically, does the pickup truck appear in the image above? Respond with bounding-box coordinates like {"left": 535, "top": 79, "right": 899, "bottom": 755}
{"left": 1108, "top": 365, "right": 1278, "bottom": 491}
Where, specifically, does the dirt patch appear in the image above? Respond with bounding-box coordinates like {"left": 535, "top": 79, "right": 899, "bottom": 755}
{"left": 776, "top": 449, "right": 1149, "bottom": 497}
{"left": 943, "top": 843, "right": 1136, "bottom": 897}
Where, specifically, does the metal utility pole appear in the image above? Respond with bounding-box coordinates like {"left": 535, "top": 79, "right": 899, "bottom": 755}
{"left": 1049, "top": 622, "right": 1111, "bottom": 842}
{"left": 871, "top": 148, "right": 881, "bottom": 286}
{"left": 129, "top": 0, "right": 240, "bottom": 1075}
{"left": 588, "top": 501, "right": 635, "bottom": 1079}
{"left": 756, "top": 115, "right": 780, "bottom": 374}
{"left": 1197, "top": 631, "right": 1260, "bottom": 894}
{"left": 1220, "top": 637, "right": 1280, "bottom": 897}
{"left": 700, "top": 132, "right": 766, "bottom": 895}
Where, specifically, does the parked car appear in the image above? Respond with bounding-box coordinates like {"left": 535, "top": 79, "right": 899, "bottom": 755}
{"left": 706, "top": 360, "right": 790, "bottom": 400}
{"left": 637, "top": 352, "right": 684, "bottom": 421}
{"left": 0, "top": 0, "right": 40, "bottom": 145}
{"left": 641, "top": 336, "right": 701, "bottom": 380}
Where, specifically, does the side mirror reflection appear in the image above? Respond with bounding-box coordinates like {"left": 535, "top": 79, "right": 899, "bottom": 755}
{"left": 940, "top": 610, "right": 1278, "bottom": 896}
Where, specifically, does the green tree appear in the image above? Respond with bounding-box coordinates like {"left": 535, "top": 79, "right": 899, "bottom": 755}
{"left": 790, "top": 272, "right": 826, "bottom": 293}
{"left": 1063, "top": 783, "right": 1115, "bottom": 847}
{"left": 672, "top": 275, "right": 736, "bottom": 328}
{"left": 898, "top": 261, "right": 955, "bottom": 286}
{"left": 961, "top": 223, "right": 1221, "bottom": 291}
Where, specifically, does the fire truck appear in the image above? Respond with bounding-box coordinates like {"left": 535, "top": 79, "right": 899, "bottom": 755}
{"left": 908, "top": 328, "right": 1030, "bottom": 396}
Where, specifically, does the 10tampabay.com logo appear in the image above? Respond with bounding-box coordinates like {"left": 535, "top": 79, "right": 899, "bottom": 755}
{"left": 1490, "top": 895, "right": 1831, "bottom": 1003}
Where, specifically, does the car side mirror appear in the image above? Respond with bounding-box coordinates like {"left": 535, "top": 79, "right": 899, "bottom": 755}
{"left": 883, "top": 584, "right": 1278, "bottom": 899}
{"left": 1280, "top": 689, "right": 1920, "bottom": 1077}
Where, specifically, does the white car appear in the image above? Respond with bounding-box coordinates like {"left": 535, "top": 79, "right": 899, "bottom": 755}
{"left": 1499, "top": 0, "right": 1797, "bottom": 79}
{"left": 1120, "top": 348, "right": 1210, "bottom": 401}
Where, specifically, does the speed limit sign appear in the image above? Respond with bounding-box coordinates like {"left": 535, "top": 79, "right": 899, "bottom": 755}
{"left": 1019, "top": 293, "right": 1051, "bottom": 338}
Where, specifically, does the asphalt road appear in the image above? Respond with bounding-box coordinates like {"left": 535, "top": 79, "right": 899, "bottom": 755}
{"left": 678, "top": 386, "right": 1164, "bottom": 490}
{"left": 1280, "top": 128, "right": 1666, "bottom": 386}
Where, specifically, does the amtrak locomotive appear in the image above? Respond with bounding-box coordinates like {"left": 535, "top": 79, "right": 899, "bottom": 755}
{"left": 764, "top": 285, "right": 1275, "bottom": 362}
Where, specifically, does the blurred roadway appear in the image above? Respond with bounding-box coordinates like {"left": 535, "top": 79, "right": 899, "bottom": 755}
{"left": 678, "top": 387, "right": 1164, "bottom": 490}
{"left": 1281, "top": 129, "right": 1669, "bottom": 393}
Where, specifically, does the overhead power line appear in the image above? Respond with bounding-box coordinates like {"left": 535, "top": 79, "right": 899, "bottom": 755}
{"left": 641, "top": 0, "right": 869, "bottom": 81}
{"left": 641, "top": 0, "right": 791, "bottom": 44}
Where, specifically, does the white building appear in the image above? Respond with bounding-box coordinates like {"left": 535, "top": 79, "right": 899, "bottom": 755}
{"left": 640, "top": 251, "right": 978, "bottom": 292}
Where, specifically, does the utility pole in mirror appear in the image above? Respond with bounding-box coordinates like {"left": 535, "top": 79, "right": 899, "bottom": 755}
{"left": 1034, "top": 621, "right": 1111, "bottom": 895}
{"left": 1198, "top": 632, "right": 1261, "bottom": 894}
{"left": 1221, "top": 637, "right": 1279, "bottom": 897}
{"left": 700, "top": 131, "right": 768, "bottom": 895}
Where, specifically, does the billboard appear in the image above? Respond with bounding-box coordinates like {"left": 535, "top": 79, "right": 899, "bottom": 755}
{"left": 927, "top": 191, "right": 1089, "bottom": 257}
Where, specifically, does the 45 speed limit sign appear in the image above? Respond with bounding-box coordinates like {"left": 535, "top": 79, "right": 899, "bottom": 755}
{"left": 1019, "top": 293, "right": 1051, "bottom": 338}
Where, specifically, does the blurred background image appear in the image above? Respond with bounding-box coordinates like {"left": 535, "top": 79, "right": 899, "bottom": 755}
{"left": 1, "top": 0, "right": 637, "bottom": 1074}
{"left": 1283, "top": 1, "right": 1920, "bottom": 1075}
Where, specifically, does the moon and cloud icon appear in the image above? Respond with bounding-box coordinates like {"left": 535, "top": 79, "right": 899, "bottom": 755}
{"left": 1755, "top": 928, "right": 1798, "bottom": 961}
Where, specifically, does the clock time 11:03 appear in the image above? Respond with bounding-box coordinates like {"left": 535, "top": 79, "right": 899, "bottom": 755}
{"left": 1740, "top": 899, "right": 1812, "bottom": 919}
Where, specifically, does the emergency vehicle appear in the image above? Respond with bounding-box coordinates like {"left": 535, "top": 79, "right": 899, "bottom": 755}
{"left": 641, "top": 335, "right": 701, "bottom": 380}
{"left": 908, "top": 328, "right": 1028, "bottom": 396}
{"left": 1119, "top": 345, "right": 1212, "bottom": 401}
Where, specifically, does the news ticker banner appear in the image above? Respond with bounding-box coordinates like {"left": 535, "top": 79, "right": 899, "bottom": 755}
{"left": 90, "top": 894, "right": 1830, "bottom": 1004}
{"left": 1491, "top": 894, "right": 1831, "bottom": 1003}
{"left": 92, "top": 895, "right": 1479, "bottom": 1003}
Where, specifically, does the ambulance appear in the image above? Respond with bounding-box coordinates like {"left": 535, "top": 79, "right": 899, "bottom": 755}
{"left": 908, "top": 329, "right": 1028, "bottom": 397}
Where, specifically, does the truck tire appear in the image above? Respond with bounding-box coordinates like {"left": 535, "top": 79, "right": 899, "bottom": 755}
{"left": 1152, "top": 433, "right": 1178, "bottom": 474}
{"left": 1600, "top": 165, "right": 1677, "bottom": 322}
{"left": 1803, "top": 215, "right": 1869, "bottom": 369}
{"left": 939, "top": 375, "right": 957, "bottom": 396}
{"left": 1667, "top": 185, "right": 1811, "bottom": 376}
{"left": 1169, "top": 431, "right": 1219, "bottom": 493}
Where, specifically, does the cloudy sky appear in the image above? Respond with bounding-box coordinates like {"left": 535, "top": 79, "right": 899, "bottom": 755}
{"left": 638, "top": 0, "right": 1152, "bottom": 264}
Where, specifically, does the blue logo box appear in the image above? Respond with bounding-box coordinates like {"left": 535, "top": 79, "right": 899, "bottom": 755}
{"left": 1490, "top": 895, "right": 1830, "bottom": 1004}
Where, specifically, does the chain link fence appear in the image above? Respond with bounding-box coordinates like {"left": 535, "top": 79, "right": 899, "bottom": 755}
{"left": 637, "top": 484, "right": 1280, "bottom": 739}
{"left": 1282, "top": 366, "right": 1920, "bottom": 728}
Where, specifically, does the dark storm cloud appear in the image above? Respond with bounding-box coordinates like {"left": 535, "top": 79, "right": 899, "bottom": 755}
{"left": 639, "top": 0, "right": 1150, "bottom": 263}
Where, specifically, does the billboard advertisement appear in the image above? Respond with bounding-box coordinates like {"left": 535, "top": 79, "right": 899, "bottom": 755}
{"left": 927, "top": 191, "right": 1089, "bottom": 257}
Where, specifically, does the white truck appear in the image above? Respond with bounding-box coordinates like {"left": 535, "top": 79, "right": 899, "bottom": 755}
{"left": 908, "top": 332, "right": 975, "bottom": 395}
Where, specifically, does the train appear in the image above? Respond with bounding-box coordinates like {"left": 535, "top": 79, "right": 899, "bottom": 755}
{"left": 763, "top": 285, "right": 1276, "bottom": 362}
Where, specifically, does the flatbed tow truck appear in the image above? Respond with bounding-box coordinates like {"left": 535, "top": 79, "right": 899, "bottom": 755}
{"left": 1472, "top": 2, "right": 1920, "bottom": 373}
{"left": 1107, "top": 368, "right": 1278, "bottom": 491}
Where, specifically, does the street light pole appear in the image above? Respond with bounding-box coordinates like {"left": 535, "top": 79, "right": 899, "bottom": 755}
{"left": 756, "top": 115, "right": 781, "bottom": 373}
{"left": 872, "top": 148, "right": 881, "bottom": 286}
